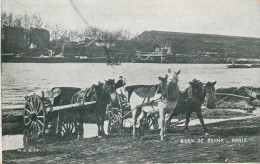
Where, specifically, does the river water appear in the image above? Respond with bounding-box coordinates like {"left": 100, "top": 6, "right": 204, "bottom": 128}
{"left": 2, "top": 63, "right": 260, "bottom": 109}
{"left": 2, "top": 63, "right": 260, "bottom": 150}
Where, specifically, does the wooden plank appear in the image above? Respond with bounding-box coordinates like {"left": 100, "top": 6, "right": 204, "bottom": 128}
{"left": 215, "top": 93, "right": 250, "bottom": 99}
{"left": 52, "top": 101, "right": 96, "bottom": 111}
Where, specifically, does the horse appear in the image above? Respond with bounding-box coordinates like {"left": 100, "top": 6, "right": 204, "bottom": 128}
{"left": 71, "top": 80, "right": 116, "bottom": 137}
{"left": 169, "top": 79, "right": 216, "bottom": 135}
{"left": 129, "top": 69, "right": 181, "bottom": 141}
{"left": 71, "top": 85, "right": 97, "bottom": 104}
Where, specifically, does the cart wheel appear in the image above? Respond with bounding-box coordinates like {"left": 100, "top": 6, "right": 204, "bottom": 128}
{"left": 107, "top": 108, "right": 123, "bottom": 135}
{"left": 143, "top": 113, "right": 159, "bottom": 130}
{"left": 24, "top": 94, "right": 46, "bottom": 141}
{"left": 60, "top": 121, "right": 79, "bottom": 140}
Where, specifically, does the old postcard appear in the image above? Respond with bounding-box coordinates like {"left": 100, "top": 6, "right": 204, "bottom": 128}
{"left": 1, "top": 0, "right": 260, "bottom": 163}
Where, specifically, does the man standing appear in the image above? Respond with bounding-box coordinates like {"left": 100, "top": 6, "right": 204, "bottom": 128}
{"left": 115, "top": 76, "right": 125, "bottom": 88}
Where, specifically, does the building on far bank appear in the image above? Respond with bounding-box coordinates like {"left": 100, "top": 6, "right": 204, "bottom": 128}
{"left": 29, "top": 28, "right": 50, "bottom": 49}
{"left": 133, "top": 30, "right": 260, "bottom": 59}
{"left": 1, "top": 26, "right": 28, "bottom": 53}
{"left": 1, "top": 26, "right": 50, "bottom": 54}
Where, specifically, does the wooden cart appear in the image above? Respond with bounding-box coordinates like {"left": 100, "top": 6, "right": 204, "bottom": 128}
{"left": 23, "top": 87, "right": 96, "bottom": 143}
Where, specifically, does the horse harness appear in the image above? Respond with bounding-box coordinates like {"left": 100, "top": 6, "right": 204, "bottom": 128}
{"left": 138, "top": 85, "right": 162, "bottom": 112}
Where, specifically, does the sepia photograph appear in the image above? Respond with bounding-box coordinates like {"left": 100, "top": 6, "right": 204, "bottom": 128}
{"left": 1, "top": 0, "right": 260, "bottom": 163}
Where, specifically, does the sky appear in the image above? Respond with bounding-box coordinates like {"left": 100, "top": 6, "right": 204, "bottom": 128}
{"left": 1, "top": 0, "right": 260, "bottom": 38}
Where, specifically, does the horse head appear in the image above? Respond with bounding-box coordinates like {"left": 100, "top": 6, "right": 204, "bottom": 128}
{"left": 188, "top": 79, "right": 217, "bottom": 104}
{"left": 203, "top": 81, "right": 217, "bottom": 109}
{"left": 188, "top": 79, "right": 205, "bottom": 103}
{"left": 159, "top": 69, "right": 181, "bottom": 100}
{"left": 158, "top": 74, "right": 168, "bottom": 97}
{"left": 204, "top": 81, "right": 217, "bottom": 97}
{"left": 167, "top": 69, "right": 180, "bottom": 84}
{"left": 93, "top": 82, "right": 104, "bottom": 99}
{"left": 103, "top": 79, "right": 116, "bottom": 94}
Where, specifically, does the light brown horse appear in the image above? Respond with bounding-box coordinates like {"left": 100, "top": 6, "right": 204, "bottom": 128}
{"left": 129, "top": 69, "right": 180, "bottom": 141}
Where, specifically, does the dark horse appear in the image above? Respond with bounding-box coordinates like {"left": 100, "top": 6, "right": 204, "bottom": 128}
{"left": 71, "top": 80, "right": 118, "bottom": 137}
{"left": 169, "top": 79, "right": 216, "bottom": 135}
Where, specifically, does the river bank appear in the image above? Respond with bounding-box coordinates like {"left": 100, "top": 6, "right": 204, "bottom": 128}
{"left": 3, "top": 116, "right": 260, "bottom": 163}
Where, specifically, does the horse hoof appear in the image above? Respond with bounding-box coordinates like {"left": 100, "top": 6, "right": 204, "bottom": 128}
{"left": 204, "top": 132, "right": 209, "bottom": 136}
{"left": 98, "top": 136, "right": 103, "bottom": 139}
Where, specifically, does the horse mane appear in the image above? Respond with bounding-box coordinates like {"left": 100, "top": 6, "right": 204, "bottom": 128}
{"left": 187, "top": 79, "right": 205, "bottom": 103}
{"left": 105, "top": 79, "right": 115, "bottom": 86}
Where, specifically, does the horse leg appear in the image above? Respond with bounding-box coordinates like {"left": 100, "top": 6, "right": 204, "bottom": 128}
{"left": 138, "top": 111, "right": 145, "bottom": 138}
{"left": 159, "top": 107, "right": 166, "bottom": 141}
{"left": 165, "top": 109, "right": 174, "bottom": 131}
{"left": 100, "top": 115, "right": 105, "bottom": 136}
{"left": 97, "top": 117, "right": 102, "bottom": 137}
{"left": 196, "top": 110, "right": 209, "bottom": 135}
{"left": 185, "top": 112, "right": 192, "bottom": 132}
{"left": 132, "top": 109, "right": 138, "bottom": 139}
{"left": 138, "top": 111, "right": 147, "bottom": 138}
{"left": 97, "top": 119, "right": 100, "bottom": 136}
{"left": 152, "top": 113, "right": 159, "bottom": 130}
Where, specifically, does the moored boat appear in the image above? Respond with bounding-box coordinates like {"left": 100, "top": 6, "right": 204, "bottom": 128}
{"left": 250, "top": 64, "right": 260, "bottom": 68}
{"left": 227, "top": 64, "right": 251, "bottom": 68}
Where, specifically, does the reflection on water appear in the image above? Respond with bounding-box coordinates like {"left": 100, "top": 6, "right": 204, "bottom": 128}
{"left": 3, "top": 124, "right": 101, "bottom": 151}
{"left": 2, "top": 135, "right": 24, "bottom": 151}
{"left": 3, "top": 120, "right": 138, "bottom": 151}
{"left": 84, "top": 123, "right": 100, "bottom": 138}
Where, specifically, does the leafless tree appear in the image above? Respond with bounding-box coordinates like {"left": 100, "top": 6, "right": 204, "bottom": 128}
{"left": 1, "top": 12, "right": 9, "bottom": 26}
{"left": 50, "top": 24, "right": 62, "bottom": 40}
{"left": 7, "top": 12, "right": 14, "bottom": 26}
{"left": 21, "top": 14, "right": 32, "bottom": 29}
{"left": 32, "top": 14, "right": 44, "bottom": 28}
{"left": 13, "top": 15, "right": 22, "bottom": 27}
{"left": 122, "top": 30, "right": 132, "bottom": 40}
{"left": 68, "top": 30, "right": 78, "bottom": 42}
{"left": 76, "top": 31, "right": 85, "bottom": 42}
{"left": 97, "top": 30, "right": 124, "bottom": 47}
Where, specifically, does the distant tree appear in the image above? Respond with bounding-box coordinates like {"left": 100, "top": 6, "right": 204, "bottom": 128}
{"left": 97, "top": 30, "right": 125, "bottom": 46}
{"left": 32, "top": 14, "right": 44, "bottom": 28}
{"left": 13, "top": 15, "right": 22, "bottom": 27}
{"left": 89, "top": 27, "right": 101, "bottom": 40}
{"left": 1, "top": 12, "right": 23, "bottom": 27}
{"left": 50, "top": 24, "right": 62, "bottom": 40}
{"left": 7, "top": 12, "right": 13, "bottom": 26}
{"left": 21, "top": 14, "right": 32, "bottom": 29}
{"left": 1, "top": 12, "right": 9, "bottom": 26}
{"left": 68, "top": 30, "right": 78, "bottom": 42}
{"left": 122, "top": 30, "right": 131, "bottom": 40}
{"left": 76, "top": 31, "right": 85, "bottom": 42}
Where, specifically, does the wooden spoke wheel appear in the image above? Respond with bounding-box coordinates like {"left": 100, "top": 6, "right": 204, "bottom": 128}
{"left": 24, "top": 94, "right": 46, "bottom": 140}
{"left": 60, "top": 121, "right": 79, "bottom": 140}
{"left": 143, "top": 113, "right": 159, "bottom": 130}
{"left": 107, "top": 107, "right": 123, "bottom": 135}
